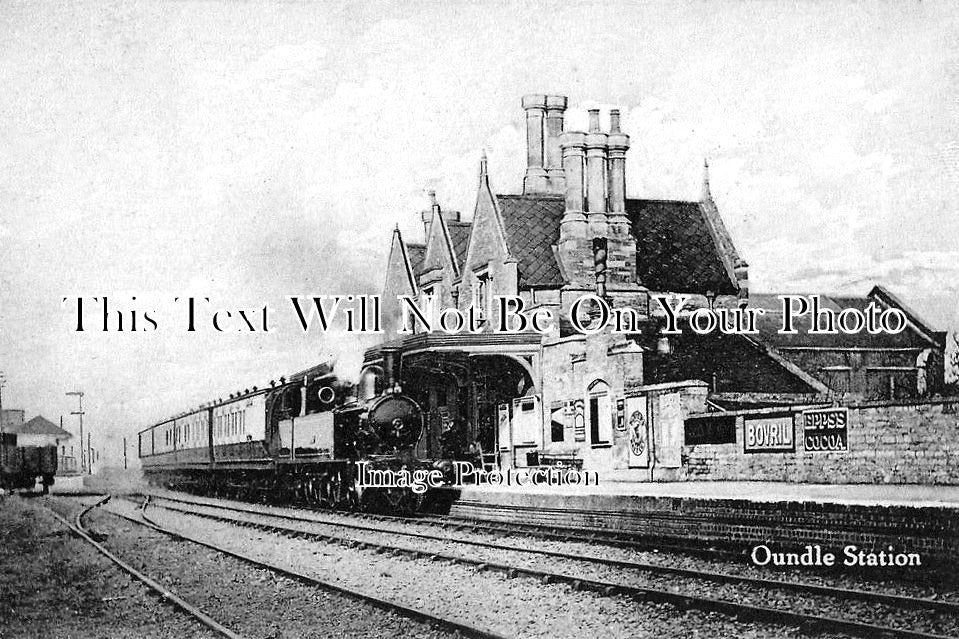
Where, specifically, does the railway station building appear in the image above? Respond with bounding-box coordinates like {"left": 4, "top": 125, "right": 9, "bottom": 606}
{"left": 364, "top": 94, "right": 951, "bottom": 481}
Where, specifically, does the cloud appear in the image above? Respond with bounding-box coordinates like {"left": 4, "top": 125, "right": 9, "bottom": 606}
{"left": 808, "top": 137, "right": 894, "bottom": 178}
{"left": 249, "top": 41, "right": 329, "bottom": 86}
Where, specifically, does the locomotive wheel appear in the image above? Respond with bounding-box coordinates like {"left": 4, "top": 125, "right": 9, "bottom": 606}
{"left": 319, "top": 473, "right": 337, "bottom": 509}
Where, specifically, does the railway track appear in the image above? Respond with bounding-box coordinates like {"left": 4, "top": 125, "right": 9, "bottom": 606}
{"left": 45, "top": 497, "right": 246, "bottom": 639}
{"left": 81, "top": 495, "right": 507, "bottom": 639}
{"left": 138, "top": 491, "right": 959, "bottom": 639}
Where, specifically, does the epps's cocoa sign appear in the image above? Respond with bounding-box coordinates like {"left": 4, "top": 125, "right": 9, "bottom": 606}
{"left": 802, "top": 408, "right": 848, "bottom": 452}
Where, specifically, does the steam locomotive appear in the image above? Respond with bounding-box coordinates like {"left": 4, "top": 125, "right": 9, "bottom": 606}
{"left": 138, "top": 354, "right": 429, "bottom": 512}
{"left": 1, "top": 433, "right": 57, "bottom": 494}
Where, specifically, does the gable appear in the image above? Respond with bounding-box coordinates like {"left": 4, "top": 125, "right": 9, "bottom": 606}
{"left": 381, "top": 229, "right": 420, "bottom": 335}
{"left": 421, "top": 210, "right": 462, "bottom": 278}
{"left": 462, "top": 177, "right": 510, "bottom": 276}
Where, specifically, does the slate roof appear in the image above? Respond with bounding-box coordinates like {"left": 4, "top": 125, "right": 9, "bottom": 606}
{"left": 496, "top": 195, "right": 565, "bottom": 287}
{"left": 8, "top": 415, "right": 72, "bottom": 438}
{"left": 406, "top": 243, "right": 426, "bottom": 274}
{"left": 493, "top": 194, "right": 741, "bottom": 292}
{"left": 446, "top": 222, "right": 472, "bottom": 270}
{"left": 627, "top": 199, "right": 739, "bottom": 295}
{"left": 747, "top": 293, "right": 936, "bottom": 349}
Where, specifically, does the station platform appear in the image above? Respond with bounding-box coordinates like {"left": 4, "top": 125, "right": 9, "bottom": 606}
{"left": 448, "top": 477, "right": 959, "bottom": 508}
{"left": 428, "top": 477, "right": 959, "bottom": 567}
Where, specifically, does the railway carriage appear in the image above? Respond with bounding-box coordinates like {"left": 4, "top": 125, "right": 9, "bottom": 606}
{"left": 1, "top": 433, "right": 57, "bottom": 494}
{"left": 138, "top": 361, "right": 428, "bottom": 511}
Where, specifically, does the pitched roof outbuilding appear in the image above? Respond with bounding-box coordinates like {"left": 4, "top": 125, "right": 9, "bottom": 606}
{"left": 8, "top": 415, "right": 72, "bottom": 438}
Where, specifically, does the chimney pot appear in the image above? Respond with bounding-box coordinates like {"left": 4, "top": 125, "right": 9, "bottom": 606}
{"left": 607, "top": 109, "right": 630, "bottom": 221}
{"left": 560, "top": 131, "right": 587, "bottom": 219}
{"left": 522, "top": 94, "right": 549, "bottom": 193}
{"left": 585, "top": 117, "right": 608, "bottom": 219}
{"left": 588, "top": 109, "right": 601, "bottom": 133}
{"left": 544, "top": 95, "right": 568, "bottom": 192}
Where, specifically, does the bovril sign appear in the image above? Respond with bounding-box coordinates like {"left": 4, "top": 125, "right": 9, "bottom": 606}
{"left": 743, "top": 414, "right": 795, "bottom": 453}
{"left": 802, "top": 408, "right": 849, "bottom": 452}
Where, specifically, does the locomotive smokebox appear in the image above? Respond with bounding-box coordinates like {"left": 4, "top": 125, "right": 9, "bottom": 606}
{"left": 382, "top": 347, "right": 402, "bottom": 394}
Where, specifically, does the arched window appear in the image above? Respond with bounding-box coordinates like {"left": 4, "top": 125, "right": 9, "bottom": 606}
{"left": 587, "top": 380, "right": 612, "bottom": 446}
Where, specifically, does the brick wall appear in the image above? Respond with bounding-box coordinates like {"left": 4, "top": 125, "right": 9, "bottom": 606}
{"left": 685, "top": 398, "right": 959, "bottom": 484}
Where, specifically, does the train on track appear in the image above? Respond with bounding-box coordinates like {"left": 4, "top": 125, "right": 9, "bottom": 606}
{"left": 1, "top": 433, "right": 57, "bottom": 494}
{"left": 138, "top": 351, "right": 433, "bottom": 512}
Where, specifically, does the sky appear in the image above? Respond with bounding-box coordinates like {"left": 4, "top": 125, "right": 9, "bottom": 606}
{"left": 1, "top": 1, "right": 958, "bottom": 466}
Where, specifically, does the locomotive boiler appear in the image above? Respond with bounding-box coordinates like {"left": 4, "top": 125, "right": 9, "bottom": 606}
{"left": 138, "top": 356, "right": 426, "bottom": 512}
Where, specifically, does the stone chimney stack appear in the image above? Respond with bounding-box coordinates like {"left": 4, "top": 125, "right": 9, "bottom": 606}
{"left": 585, "top": 109, "right": 608, "bottom": 234}
{"left": 552, "top": 98, "right": 639, "bottom": 294}
{"left": 606, "top": 109, "right": 630, "bottom": 232}
{"left": 522, "top": 94, "right": 549, "bottom": 194}
{"left": 559, "top": 131, "right": 587, "bottom": 232}
{"left": 544, "top": 95, "right": 568, "bottom": 192}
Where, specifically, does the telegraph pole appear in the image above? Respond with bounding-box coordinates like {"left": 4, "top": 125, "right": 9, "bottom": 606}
{"left": 66, "top": 391, "right": 85, "bottom": 473}
{"left": 0, "top": 373, "right": 6, "bottom": 467}
{"left": 123, "top": 437, "right": 128, "bottom": 470}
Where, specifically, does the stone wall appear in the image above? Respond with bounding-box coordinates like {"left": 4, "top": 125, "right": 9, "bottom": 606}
{"left": 685, "top": 398, "right": 959, "bottom": 484}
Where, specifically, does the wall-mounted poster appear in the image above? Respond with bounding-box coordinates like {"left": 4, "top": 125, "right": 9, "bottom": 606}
{"left": 658, "top": 392, "right": 683, "bottom": 468}
{"left": 497, "top": 403, "right": 510, "bottom": 452}
{"left": 743, "top": 414, "right": 795, "bottom": 453}
{"left": 626, "top": 395, "right": 649, "bottom": 468}
{"left": 802, "top": 408, "right": 848, "bottom": 452}
{"left": 573, "top": 399, "right": 586, "bottom": 442}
